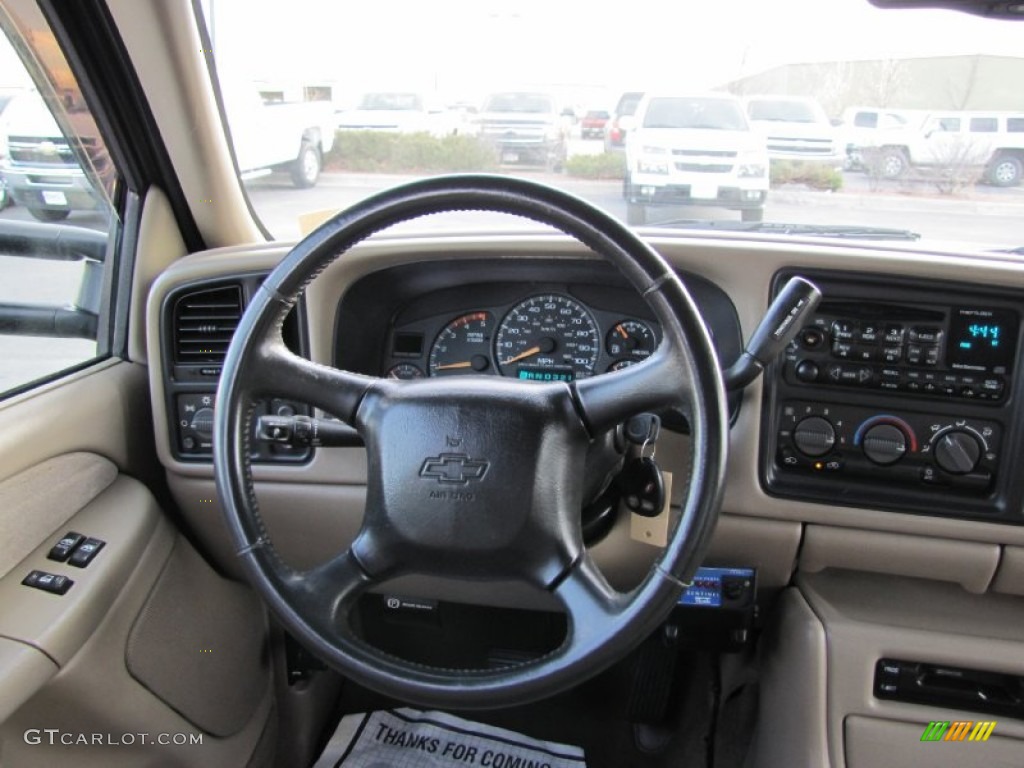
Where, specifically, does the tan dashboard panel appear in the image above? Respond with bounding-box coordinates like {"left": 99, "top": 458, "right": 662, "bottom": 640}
{"left": 845, "top": 716, "right": 1023, "bottom": 768}
{"left": 991, "top": 546, "right": 1024, "bottom": 596}
{"left": 147, "top": 232, "right": 1024, "bottom": 591}
{"left": 0, "top": 453, "right": 116, "bottom": 581}
{"left": 798, "top": 570, "right": 1024, "bottom": 768}
{"left": 799, "top": 525, "right": 1000, "bottom": 594}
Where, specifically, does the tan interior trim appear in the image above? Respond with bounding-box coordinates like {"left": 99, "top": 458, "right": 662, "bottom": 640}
{"left": 129, "top": 186, "right": 188, "bottom": 364}
{"left": 0, "top": 637, "right": 57, "bottom": 725}
{"left": 0, "top": 476, "right": 167, "bottom": 665}
{"left": 0, "top": 361, "right": 153, "bottom": 482}
{"left": 991, "top": 545, "right": 1024, "bottom": 596}
{"left": 750, "top": 588, "right": 831, "bottom": 768}
{"left": 106, "top": 0, "right": 262, "bottom": 247}
{"left": 799, "top": 569, "right": 1024, "bottom": 768}
{"left": 0, "top": 453, "right": 117, "bottom": 581}
{"left": 800, "top": 526, "right": 1000, "bottom": 594}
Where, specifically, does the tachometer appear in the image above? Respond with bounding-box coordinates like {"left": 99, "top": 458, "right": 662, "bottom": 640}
{"left": 495, "top": 295, "right": 600, "bottom": 380}
{"left": 428, "top": 312, "right": 494, "bottom": 376}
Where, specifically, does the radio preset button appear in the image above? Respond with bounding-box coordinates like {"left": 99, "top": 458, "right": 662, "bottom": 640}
{"left": 909, "top": 326, "right": 943, "bottom": 344}
{"left": 831, "top": 321, "right": 857, "bottom": 341}
{"left": 883, "top": 325, "right": 905, "bottom": 343}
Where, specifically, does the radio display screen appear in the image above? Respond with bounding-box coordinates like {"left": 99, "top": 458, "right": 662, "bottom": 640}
{"left": 947, "top": 308, "right": 1018, "bottom": 371}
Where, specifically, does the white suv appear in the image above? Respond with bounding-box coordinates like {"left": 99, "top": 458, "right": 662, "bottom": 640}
{"left": 744, "top": 95, "right": 843, "bottom": 168}
{"left": 624, "top": 93, "right": 769, "bottom": 224}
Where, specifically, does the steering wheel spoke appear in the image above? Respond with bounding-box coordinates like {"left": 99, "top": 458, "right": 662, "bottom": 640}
{"left": 573, "top": 346, "right": 690, "bottom": 434}
{"left": 254, "top": 341, "right": 372, "bottom": 422}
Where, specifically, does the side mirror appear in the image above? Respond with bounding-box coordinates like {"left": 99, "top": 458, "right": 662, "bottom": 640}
{"left": 618, "top": 115, "right": 636, "bottom": 132}
{"left": 830, "top": 118, "right": 842, "bottom": 127}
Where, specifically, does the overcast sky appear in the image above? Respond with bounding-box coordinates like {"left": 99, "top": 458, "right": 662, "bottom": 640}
{"left": 1, "top": 1, "right": 1020, "bottom": 103}
{"left": 202, "top": 0, "right": 1023, "bottom": 105}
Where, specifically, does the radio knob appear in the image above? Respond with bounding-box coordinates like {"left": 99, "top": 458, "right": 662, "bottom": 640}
{"left": 934, "top": 430, "right": 981, "bottom": 475}
{"left": 795, "top": 360, "right": 820, "bottom": 383}
{"left": 862, "top": 423, "right": 907, "bottom": 465}
{"left": 793, "top": 416, "right": 836, "bottom": 457}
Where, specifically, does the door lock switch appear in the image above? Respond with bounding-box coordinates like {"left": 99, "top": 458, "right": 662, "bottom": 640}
{"left": 22, "top": 570, "right": 74, "bottom": 595}
{"left": 47, "top": 531, "right": 85, "bottom": 562}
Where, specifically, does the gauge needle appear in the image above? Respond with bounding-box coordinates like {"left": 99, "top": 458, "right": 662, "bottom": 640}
{"left": 616, "top": 324, "right": 628, "bottom": 339}
{"left": 501, "top": 345, "right": 542, "bottom": 365}
{"left": 434, "top": 361, "right": 474, "bottom": 370}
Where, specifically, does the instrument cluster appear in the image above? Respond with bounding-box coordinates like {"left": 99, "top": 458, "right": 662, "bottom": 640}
{"left": 383, "top": 290, "right": 661, "bottom": 382}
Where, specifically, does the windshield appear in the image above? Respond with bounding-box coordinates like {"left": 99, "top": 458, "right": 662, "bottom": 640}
{"left": 482, "top": 93, "right": 554, "bottom": 114}
{"left": 643, "top": 98, "right": 748, "bottom": 131}
{"left": 358, "top": 93, "right": 424, "bottom": 111}
{"left": 747, "top": 99, "right": 818, "bottom": 123}
{"left": 200, "top": 0, "right": 1024, "bottom": 250}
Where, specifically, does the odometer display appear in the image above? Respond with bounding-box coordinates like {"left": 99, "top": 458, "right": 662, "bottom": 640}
{"left": 495, "top": 295, "right": 600, "bottom": 380}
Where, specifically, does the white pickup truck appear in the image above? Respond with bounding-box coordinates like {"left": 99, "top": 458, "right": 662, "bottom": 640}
{"left": 222, "top": 86, "right": 336, "bottom": 188}
{"left": 1, "top": 87, "right": 336, "bottom": 222}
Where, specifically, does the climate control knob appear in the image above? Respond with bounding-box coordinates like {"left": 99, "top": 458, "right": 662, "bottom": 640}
{"left": 862, "top": 423, "right": 907, "bottom": 465}
{"left": 793, "top": 416, "right": 835, "bottom": 457}
{"left": 934, "top": 430, "right": 982, "bottom": 475}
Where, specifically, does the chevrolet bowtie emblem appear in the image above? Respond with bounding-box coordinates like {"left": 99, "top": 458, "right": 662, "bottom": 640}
{"left": 419, "top": 453, "right": 489, "bottom": 485}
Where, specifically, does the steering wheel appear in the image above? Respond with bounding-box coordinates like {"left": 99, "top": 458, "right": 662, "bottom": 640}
{"left": 214, "top": 174, "right": 728, "bottom": 709}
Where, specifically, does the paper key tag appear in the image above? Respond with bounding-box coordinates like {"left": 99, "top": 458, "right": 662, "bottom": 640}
{"left": 630, "top": 470, "right": 672, "bottom": 547}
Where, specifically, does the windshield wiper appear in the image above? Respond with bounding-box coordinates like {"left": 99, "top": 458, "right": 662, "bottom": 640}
{"left": 993, "top": 245, "right": 1024, "bottom": 255}
{"left": 656, "top": 220, "right": 921, "bottom": 241}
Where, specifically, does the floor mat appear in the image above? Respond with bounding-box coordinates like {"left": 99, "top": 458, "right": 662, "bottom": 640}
{"left": 313, "top": 707, "right": 587, "bottom": 768}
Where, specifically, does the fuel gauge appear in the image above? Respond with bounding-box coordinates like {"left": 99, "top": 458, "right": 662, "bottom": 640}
{"left": 606, "top": 320, "right": 656, "bottom": 361}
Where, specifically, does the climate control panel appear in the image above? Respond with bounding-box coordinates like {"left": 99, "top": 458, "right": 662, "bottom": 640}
{"left": 776, "top": 401, "right": 1000, "bottom": 493}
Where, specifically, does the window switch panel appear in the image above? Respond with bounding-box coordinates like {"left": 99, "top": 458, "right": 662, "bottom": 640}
{"left": 67, "top": 537, "right": 105, "bottom": 568}
{"left": 47, "top": 531, "right": 85, "bottom": 562}
{"left": 22, "top": 570, "right": 73, "bottom": 595}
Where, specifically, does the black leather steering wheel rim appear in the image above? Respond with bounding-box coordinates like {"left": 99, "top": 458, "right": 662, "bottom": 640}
{"left": 214, "top": 174, "right": 728, "bottom": 709}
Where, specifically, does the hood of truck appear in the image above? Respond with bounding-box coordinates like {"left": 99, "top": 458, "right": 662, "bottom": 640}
{"left": 629, "top": 127, "right": 766, "bottom": 156}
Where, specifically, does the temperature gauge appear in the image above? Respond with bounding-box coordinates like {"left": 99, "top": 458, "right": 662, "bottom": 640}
{"left": 387, "top": 363, "right": 425, "bottom": 380}
{"left": 606, "top": 320, "right": 656, "bottom": 361}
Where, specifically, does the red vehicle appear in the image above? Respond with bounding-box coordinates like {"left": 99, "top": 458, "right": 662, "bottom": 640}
{"left": 581, "top": 109, "right": 610, "bottom": 139}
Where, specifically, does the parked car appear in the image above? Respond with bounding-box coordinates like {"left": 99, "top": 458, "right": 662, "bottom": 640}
{"left": 624, "top": 92, "right": 769, "bottom": 224}
{"left": 0, "top": 90, "right": 105, "bottom": 220}
{"left": 604, "top": 90, "right": 643, "bottom": 150}
{"left": 837, "top": 106, "right": 924, "bottom": 171}
{"left": 222, "top": 85, "right": 336, "bottom": 188}
{"left": 860, "top": 110, "right": 1024, "bottom": 186}
{"left": 335, "top": 91, "right": 459, "bottom": 137}
{"left": 744, "top": 94, "right": 843, "bottom": 169}
{"left": 476, "top": 91, "right": 568, "bottom": 169}
{"left": 580, "top": 109, "right": 610, "bottom": 139}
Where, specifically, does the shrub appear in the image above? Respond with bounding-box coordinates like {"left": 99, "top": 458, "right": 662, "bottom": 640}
{"left": 565, "top": 152, "right": 627, "bottom": 180}
{"left": 325, "top": 131, "right": 498, "bottom": 173}
{"left": 770, "top": 159, "right": 843, "bottom": 191}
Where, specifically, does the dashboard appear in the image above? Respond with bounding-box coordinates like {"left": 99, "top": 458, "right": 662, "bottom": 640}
{"left": 145, "top": 233, "right": 1024, "bottom": 602}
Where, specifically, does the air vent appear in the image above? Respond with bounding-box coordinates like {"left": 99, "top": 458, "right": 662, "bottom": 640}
{"left": 172, "top": 284, "right": 243, "bottom": 364}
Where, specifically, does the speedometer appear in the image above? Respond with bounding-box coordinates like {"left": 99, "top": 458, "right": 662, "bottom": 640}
{"left": 495, "top": 295, "right": 600, "bottom": 381}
